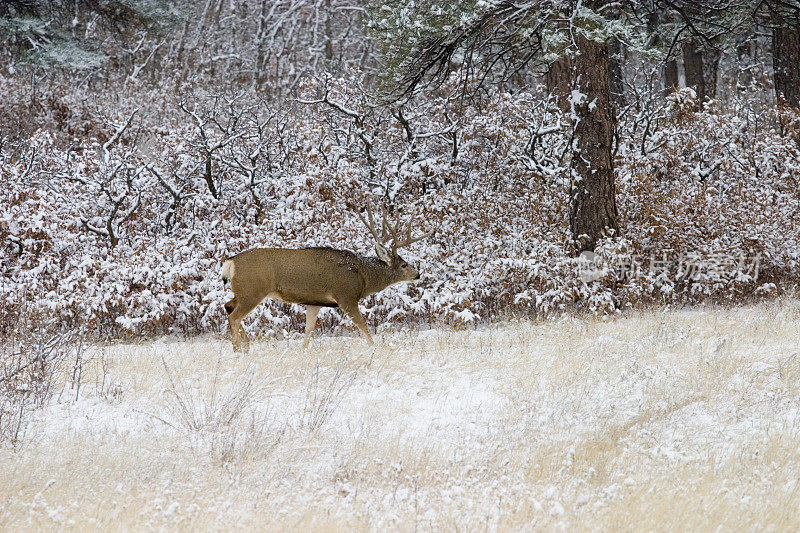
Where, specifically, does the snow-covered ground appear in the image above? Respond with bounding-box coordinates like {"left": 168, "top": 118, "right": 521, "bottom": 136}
{"left": 3, "top": 301, "right": 800, "bottom": 530}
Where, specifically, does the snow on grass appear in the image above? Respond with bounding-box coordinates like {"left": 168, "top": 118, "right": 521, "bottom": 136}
{"left": 2, "top": 301, "right": 800, "bottom": 530}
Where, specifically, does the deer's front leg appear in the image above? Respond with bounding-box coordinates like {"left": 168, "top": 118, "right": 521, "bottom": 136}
{"left": 302, "top": 305, "right": 321, "bottom": 349}
{"left": 337, "top": 299, "right": 374, "bottom": 346}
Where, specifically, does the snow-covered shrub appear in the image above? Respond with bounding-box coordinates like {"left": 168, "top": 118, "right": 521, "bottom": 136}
{"left": 612, "top": 88, "right": 800, "bottom": 305}
{"left": 1, "top": 76, "right": 798, "bottom": 341}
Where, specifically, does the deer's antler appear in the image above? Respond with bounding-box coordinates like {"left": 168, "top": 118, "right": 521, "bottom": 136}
{"left": 356, "top": 204, "right": 433, "bottom": 253}
{"left": 392, "top": 209, "right": 435, "bottom": 251}
{"left": 356, "top": 204, "right": 390, "bottom": 247}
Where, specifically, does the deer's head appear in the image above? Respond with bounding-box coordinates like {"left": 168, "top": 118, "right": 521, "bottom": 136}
{"left": 357, "top": 205, "right": 433, "bottom": 282}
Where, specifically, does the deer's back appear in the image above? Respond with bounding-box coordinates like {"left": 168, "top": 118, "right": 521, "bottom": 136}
{"left": 227, "top": 247, "right": 366, "bottom": 306}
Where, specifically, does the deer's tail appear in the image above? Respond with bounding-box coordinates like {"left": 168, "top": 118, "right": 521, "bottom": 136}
{"left": 221, "top": 259, "right": 235, "bottom": 285}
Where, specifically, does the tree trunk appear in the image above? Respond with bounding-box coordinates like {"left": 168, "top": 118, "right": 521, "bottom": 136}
{"left": 773, "top": 25, "right": 800, "bottom": 108}
{"left": 204, "top": 155, "right": 218, "bottom": 199}
{"left": 570, "top": 31, "right": 618, "bottom": 253}
{"left": 663, "top": 58, "right": 679, "bottom": 96}
{"left": 324, "top": 0, "right": 334, "bottom": 64}
{"left": 608, "top": 39, "right": 625, "bottom": 107}
{"left": 736, "top": 38, "right": 753, "bottom": 89}
{"left": 254, "top": 0, "right": 271, "bottom": 90}
{"left": 703, "top": 47, "right": 721, "bottom": 100}
{"left": 682, "top": 39, "right": 705, "bottom": 105}
{"left": 546, "top": 55, "right": 572, "bottom": 113}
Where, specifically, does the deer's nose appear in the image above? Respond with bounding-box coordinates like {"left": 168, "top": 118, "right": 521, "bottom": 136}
{"left": 415, "top": 272, "right": 421, "bottom": 280}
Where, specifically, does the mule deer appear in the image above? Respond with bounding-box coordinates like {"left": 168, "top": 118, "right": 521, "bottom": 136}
{"left": 221, "top": 207, "right": 432, "bottom": 352}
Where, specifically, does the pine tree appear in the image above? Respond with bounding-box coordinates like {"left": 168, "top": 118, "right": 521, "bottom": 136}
{"left": 369, "top": 0, "right": 634, "bottom": 252}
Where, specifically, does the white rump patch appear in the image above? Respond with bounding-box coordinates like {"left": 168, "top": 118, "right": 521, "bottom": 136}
{"left": 221, "top": 260, "right": 235, "bottom": 281}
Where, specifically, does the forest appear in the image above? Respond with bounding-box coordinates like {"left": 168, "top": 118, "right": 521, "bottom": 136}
{"left": 1, "top": 0, "right": 797, "bottom": 341}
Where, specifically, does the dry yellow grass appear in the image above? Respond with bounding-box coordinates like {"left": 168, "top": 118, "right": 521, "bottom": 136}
{"left": 2, "top": 300, "right": 800, "bottom": 531}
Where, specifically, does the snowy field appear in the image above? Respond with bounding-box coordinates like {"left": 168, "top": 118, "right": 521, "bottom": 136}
{"left": 2, "top": 301, "right": 800, "bottom": 531}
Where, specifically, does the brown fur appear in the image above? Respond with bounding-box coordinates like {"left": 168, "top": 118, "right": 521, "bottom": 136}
{"left": 222, "top": 246, "right": 420, "bottom": 351}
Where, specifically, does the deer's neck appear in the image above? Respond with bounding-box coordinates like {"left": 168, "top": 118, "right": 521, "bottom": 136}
{"left": 361, "top": 256, "right": 397, "bottom": 297}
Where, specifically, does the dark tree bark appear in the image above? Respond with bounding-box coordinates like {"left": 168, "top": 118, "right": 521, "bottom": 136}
{"left": 608, "top": 39, "right": 626, "bottom": 107}
{"left": 703, "top": 47, "right": 721, "bottom": 100}
{"left": 682, "top": 39, "right": 706, "bottom": 105}
{"left": 254, "top": 0, "right": 271, "bottom": 90}
{"left": 663, "top": 59, "right": 679, "bottom": 96}
{"left": 324, "top": 0, "right": 334, "bottom": 64}
{"left": 773, "top": 25, "right": 800, "bottom": 107}
{"left": 570, "top": 32, "right": 618, "bottom": 253}
{"left": 546, "top": 55, "right": 572, "bottom": 113}
{"left": 736, "top": 38, "right": 753, "bottom": 89}
{"left": 203, "top": 155, "right": 218, "bottom": 199}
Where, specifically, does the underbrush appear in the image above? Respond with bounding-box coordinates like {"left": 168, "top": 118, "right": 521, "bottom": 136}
{"left": 0, "top": 323, "right": 83, "bottom": 446}
{"left": 1, "top": 73, "right": 797, "bottom": 341}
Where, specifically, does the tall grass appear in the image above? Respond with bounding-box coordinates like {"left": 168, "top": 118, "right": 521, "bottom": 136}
{"left": 1, "top": 301, "right": 799, "bottom": 530}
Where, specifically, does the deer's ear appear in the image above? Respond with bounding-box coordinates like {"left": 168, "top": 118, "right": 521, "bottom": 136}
{"left": 375, "top": 243, "right": 392, "bottom": 265}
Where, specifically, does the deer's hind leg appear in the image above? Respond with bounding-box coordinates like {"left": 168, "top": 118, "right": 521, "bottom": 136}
{"left": 224, "top": 297, "right": 246, "bottom": 352}
{"left": 226, "top": 296, "right": 261, "bottom": 353}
